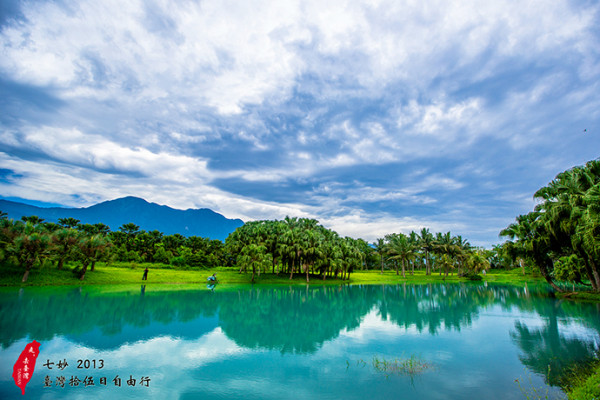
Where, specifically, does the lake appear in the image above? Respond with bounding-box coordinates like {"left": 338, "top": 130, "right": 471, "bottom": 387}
{"left": 1, "top": 282, "right": 599, "bottom": 399}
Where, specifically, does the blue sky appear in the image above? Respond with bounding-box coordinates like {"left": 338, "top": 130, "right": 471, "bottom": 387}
{"left": 0, "top": 0, "right": 599, "bottom": 246}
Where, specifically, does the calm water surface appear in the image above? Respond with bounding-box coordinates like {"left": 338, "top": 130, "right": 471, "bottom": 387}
{"left": 1, "top": 283, "right": 599, "bottom": 399}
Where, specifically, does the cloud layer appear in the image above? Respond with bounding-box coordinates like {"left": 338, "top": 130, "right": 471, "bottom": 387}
{"left": 1, "top": 0, "right": 599, "bottom": 245}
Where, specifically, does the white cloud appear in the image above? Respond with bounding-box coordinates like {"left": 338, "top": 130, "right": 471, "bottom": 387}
{"left": 2, "top": 0, "right": 594, "bottom": 112}
{"left": 8, "top": 126, "right": 209, "bottom": 183}
{"left": 321, "top": 212, "right": 467, "bottom": 242}
{"left": 1, "top": 0, "right": 598, "bottom": 246}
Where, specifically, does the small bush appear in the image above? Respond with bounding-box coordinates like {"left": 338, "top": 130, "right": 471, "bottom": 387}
{"left": 458, "top": 271, "right": 482, "bottom": 280}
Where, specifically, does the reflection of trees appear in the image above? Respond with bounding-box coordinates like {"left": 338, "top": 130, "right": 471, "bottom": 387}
{"left": 510, "top": 297, "right": 600, "bottom": 386}
{"left": 1, "top": 282, "right": 598, "bottom": 374}
{"left": 0, "top": 287, "right": 220, "bottom": 349}
{"left": 377, "top": 283, "right": 496, "bottom": 334}
{"left": 218, "top": 285, "right": 375, "bottom": 354}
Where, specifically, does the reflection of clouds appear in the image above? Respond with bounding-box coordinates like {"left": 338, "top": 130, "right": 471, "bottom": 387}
{"left": 35, "top": 327, "right": 253, "bottom": 370}
{"left": 339, "top": 308, "right": 419, "bottom": 344}
{"left": 1, "top": 297, "right": 597, "bottom": 400}
{"left": 112, "top": 328, "right": 255, "bottom": 368}
{"left": 1, "top": 328, "right": 258, "bottom": 400}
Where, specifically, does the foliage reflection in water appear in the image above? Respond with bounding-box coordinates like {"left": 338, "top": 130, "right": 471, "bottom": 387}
{"left": 0, "top": 283, "right": 598, "bottom": 399}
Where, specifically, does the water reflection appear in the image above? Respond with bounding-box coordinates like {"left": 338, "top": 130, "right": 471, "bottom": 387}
{"left": 0, "top": 283, "right": 598, "bottom": 398}
{"left": 509, "top": 294, "right": 600, "bottom": 386}
{"left": 1, "top": 284, "right": 599, "bottom": 353}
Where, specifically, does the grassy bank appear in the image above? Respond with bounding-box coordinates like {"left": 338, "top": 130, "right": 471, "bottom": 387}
{"left": 566, "top": 357, "right": 600, "bottom": 400}
{"left": 2, "top": 262, "right": 600, "bottom": 302}
{"left": 0, "top": 260, "right": 547, "bottom": 287}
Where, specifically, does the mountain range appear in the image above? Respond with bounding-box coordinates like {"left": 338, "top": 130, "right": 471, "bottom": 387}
{"left": 0, "top": 196, "right": 244, "bottom": 241}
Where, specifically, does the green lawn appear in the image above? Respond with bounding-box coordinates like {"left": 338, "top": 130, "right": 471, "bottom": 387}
{"left": 0, "top": 260, "right": 547, "bottom": 287}
{"left": 3, "top": 262, "right": 600, "bottom": 303}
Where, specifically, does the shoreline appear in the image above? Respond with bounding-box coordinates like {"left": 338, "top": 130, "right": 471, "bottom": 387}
{"left": 1, "top": 262, "right": 598, "bottom": 301}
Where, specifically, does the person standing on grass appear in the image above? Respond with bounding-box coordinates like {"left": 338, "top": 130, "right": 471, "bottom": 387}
{"left": 142, "top": 267, "right": 149, "bottom": 281}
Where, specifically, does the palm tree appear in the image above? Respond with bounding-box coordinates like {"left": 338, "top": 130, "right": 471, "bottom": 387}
{"left": 58, "top": 217, "right": 80, "bottom": 229}
{"left": 419, "top": 228, "right": 435, "bottom": 275}
{"left": 433, "top": 232, "right": 460, "bottom": 277}
{"left": 75, "top": 234, "right": 110, "bottom": 280}
{"left": 454, "top": 235, "right": 471, "bottom": 275}
{"left": 238, "top": 244, "right": 269, "bottom": 283}
{"left": 387, "top": 233, "right": 415, "bottom": 278}
{"left": 52, "top": 228, "right": 80, "bottom": 270}
{"left": 501, "top": 212, "right": 564, "bottom": 291}
{"left": 339, "top": 237, "right": 362, "bottom": 280}
{"left": 532, "top": 160, "right": 600, "bottom": 291}
{"left": 6, "top": 222, "right": 52, "bottom": 282}
{"left": 319, "top": 229, "right": 341, "bottom": 280}
{"left": 467, "top": 251, "right": 489, "bottom": 274}
{"left": 302, "top": 229, "right": 323, "bottom": 282}
{"left": 408, "top": 231, "right": 420, "bottom": 275}
{"left": 119, "top": 222, "right": 140, "bottom": 252}
{"left": 500, "top": 215, "right": 533, "bottom": 275}
{"left": 264, "top": 221, "right": 285, "bottom": 274}
{"left": 21, "top": 215, "right": 44, "bottom": 225}
{"left": 373, "top": 238, "right": 386, "bottom": 274}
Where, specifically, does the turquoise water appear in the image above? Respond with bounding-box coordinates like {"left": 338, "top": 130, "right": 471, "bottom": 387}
{"left": 1, "top": 283, "right": 599, "bottom": 399}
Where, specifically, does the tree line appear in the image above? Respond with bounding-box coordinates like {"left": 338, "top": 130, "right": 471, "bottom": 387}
{"left": 0, "top": 216, "right": 227, "bottom": 282}
{"left": 498, "top": 159, "right": 600, "bottom": 292}
{"left": 226, "top": 217, "right": 490, "bottom": 283}
{"left": 0, "top": 211, "right": 490, "bottom": 283}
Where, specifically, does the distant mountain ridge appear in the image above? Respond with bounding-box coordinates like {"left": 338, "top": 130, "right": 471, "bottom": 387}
{"left": 0, "top": 196, "right": 244, "bottom": 241}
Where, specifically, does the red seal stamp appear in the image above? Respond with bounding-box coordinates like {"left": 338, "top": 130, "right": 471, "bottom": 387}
{"left": 12, "top": 340, "right": 41, "bottom": 395}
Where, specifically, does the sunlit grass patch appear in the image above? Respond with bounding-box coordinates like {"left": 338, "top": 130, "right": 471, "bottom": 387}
{"left": 372, "top": 354, "right": 433, "bottom": 377}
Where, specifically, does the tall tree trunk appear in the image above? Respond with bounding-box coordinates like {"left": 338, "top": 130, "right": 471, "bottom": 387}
{"left": 22, "top": 258, "right": 36, "bottom": 282}
{"left": 573, "top": 244, "right": 598, "bottom": 291}
{"left": 401, "top": 260, "right": 406, "bottom": 278}
{"left": 580, "top": 257, "right": 597, "bottom": 291}
{"left": 588, "top": 259, "right": 600, "bottom": 292}
{"left": 79, "top": 261, "right": 90, "bottom": 281}
{"left": 22, "top": 266, "right": 32, "bottom": 283}
{"left": 539, "top": 262, "right": 563, "bottom": 292}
